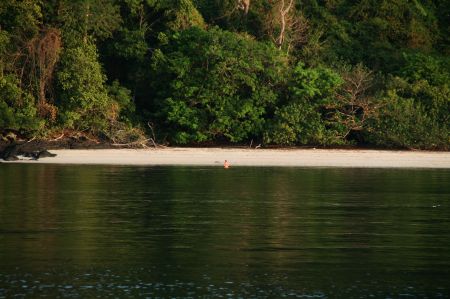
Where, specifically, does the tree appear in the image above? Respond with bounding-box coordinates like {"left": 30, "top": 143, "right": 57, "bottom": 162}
{"left": 264, "top": 62, "right": 343, "bottom": 145}
{"left": 237, "top": 0, "right": 250, "bottom": 14}
{"left": 364, "top": 89, "right": 449, "bottom": 150}
{"left": 0, "top": 74, "right": 43, "bottom": 134}
{"left": 265, "top": 0, "right": 309, "bottom": 51}
{"left": 162, "top": 0, "right": 206, "bottom": 30}
{"left": 332, "top": 63, "right": 379, "bottom": 141}
{"left": 56, "top": 42, "right": 113, "bottom": 132}
{"left": 57, "top": 0, "right": 122, "bottom": 45}
{"left": 24, "top": 28, "right": 61, "bottom": 121}
{"left": 151, "top": 27, "right": 287, "bottom": 144}
{"left": 0, "top": 0, "right": 54, "bottom": 132}
{"left": 298, "top": 0, "right": 439, "bottom": 70}
{"left": 364, "top": 52, "right": 450, "bottom": 150}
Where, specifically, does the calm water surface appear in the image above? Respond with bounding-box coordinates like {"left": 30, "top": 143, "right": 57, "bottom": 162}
{"left": 0, "top": 164, "right": 449, "bottom": 298}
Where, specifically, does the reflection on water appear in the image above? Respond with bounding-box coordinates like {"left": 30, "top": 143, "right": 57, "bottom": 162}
{"left": 0, "top": 164, "right": 449, "bottom": 297}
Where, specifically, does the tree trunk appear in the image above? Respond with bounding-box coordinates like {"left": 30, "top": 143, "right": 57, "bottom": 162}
{"left": 238, "top": 0, "right": 250, "bottom": 14}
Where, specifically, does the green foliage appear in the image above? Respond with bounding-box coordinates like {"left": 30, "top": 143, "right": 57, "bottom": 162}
{"left": 0, "top": 0, "right": 42, "bottom": 76}
{"left": 0, "top": 1, "right": 45, "bottom": 135}
{"left": 101, "top": 0, "right": 152, "bottom": 108}
{"left": 0, "top": 75, "right": 43, "bottom": 133}
{"left": 151, "top": 27, "right": 287, "bottom": 144}
{"left": 395, "top": 53, "right": 450, "bottom": 130}
{"left": 290, "top": 63, "right": 343, "bottom": 100}
{"left": 56, "top": 42, "right": 137, "bottom": 137}
{"left": 264, "top": 63, "right": 343, "bottom": 145}
{"left": 365, "top": 93, "right": 449, "bottom": 150}
{"left": 110, "top": 28, "right": 148, "bottom": 60}
{"left": 433, "top": 0, "right": 450, "bottom": 54}
{"left": 137, "top": 0, "right": 205, "bottom": 31}
{"left": 0, "top": 30, "right": 9, "bottom": 74}
{"left": 400, "top": 52, "right": 449, "bottom": 86}
{"left": 0, "top": 0, "right": 42, "bottom": 41}
{"left": 364, "top": 58, "right": 449, "bottom": 150}
{"left": 0, "top": 0, "right": 448, "bottom": 148}
{"left": 57, "top": 0, "right": 122, "bottom": 45}
{"left": 299, "top": 0, "right": 439, "bottom": 70}
{"left": 264, "top": 101, "right": 326, "bottom": 145}
{"left": 194, "top": 0, "right": 270, "bottom": 39}
{"left": 56, "top": 43, "right": 112, "bottom": 132}
{"left": 108, "top": 80, "right": 136, "bottom": 122}
{"left": 164, "top": 0, "right": 206, "bottom": 30}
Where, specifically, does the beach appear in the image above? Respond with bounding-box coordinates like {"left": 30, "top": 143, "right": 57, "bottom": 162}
{"left": 2, "top": 148, "right": 450, "bottom": 168}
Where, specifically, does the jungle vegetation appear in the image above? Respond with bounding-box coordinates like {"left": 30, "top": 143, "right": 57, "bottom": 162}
{"left": 1, "top": 0, "right": 449, "bottom": 149}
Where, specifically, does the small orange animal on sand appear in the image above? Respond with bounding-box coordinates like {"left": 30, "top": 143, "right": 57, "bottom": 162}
{"left": 224, "top": 160, "right": 230, "bottom": 168}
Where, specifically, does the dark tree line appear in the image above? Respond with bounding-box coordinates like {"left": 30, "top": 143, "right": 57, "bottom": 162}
{"left": 1, "top": 0, "right": 449, "bottom": 149}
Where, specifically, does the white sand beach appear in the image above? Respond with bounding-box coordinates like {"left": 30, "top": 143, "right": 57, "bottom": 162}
{"left": 2, "top": 147, "right": 450, "bottom": 168}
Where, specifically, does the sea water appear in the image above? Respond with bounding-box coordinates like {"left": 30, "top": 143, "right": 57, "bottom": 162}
{"left": 0, "top": 164, "right": 449, "bottom": 297}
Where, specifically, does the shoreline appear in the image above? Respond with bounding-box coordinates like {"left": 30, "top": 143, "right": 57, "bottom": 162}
{"left": 2, "top": 148, "right": 450, "bottom": 168}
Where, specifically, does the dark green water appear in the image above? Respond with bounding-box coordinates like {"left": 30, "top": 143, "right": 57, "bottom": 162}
{"left": 1, "top": 164, "right": 449, "bottom": 298}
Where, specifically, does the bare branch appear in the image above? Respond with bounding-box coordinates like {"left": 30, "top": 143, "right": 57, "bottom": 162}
{"left": 237, "top": 0, "right": 251, "bottom": 14}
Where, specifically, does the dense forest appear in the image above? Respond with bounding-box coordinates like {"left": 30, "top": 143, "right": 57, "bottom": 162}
{"left": 0, "top": 0, "right": 449, "bottom": 149}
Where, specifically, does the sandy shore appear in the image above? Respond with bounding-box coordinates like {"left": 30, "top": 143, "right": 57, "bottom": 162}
{"left": 2, "top": 148, "right": 450, "bottom": 168}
